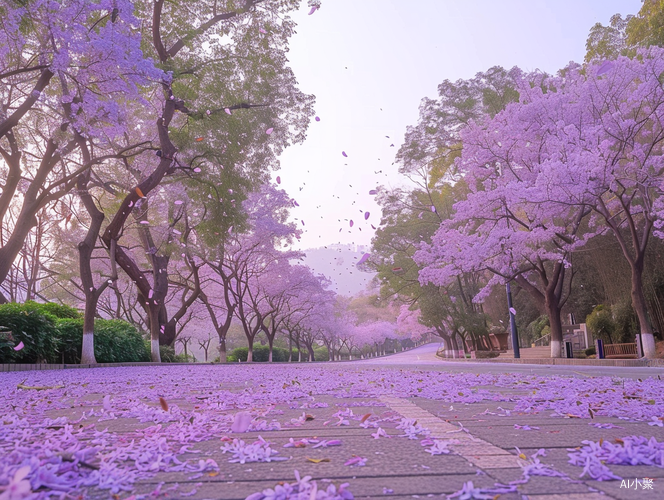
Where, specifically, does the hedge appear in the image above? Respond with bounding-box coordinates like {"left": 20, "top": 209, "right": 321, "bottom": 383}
{"left": 227, "top": 345, "right": 330, "bottom": 362}
{"left": 157, "top": 344, "right": 192, "bottom": 363}
{"left": 0, "top": 302, "right": 59, "bottom": 363}
{"left": 56, "top": 318, "right": 150, "bottom": 364}
{"left": 28, "top": 301, "right": 81, "bottom": 319}
{"left": 0, "top": 302, "right": 150, "bottom": 364}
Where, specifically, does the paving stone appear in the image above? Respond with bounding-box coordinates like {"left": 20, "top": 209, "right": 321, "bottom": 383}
{"left": 9, "top": 347, "right": 664, "bottom": 500}
{"left": 588, "top": 480, "right": 659, "bottom": 500}
{"left": 126, "top": 472, "right": 501, "bottom": 500}
{"left": 462, "top": 454, "right": 521, "bottom": 469}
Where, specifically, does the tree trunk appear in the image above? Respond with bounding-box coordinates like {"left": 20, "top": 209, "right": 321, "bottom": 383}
{"left": 631, "top": 262, "right": 656, "bottom": 358}
{"left": 514, "top": 263, "right": 568, "bottom": 359}
{"left": 247, "top": 337, "right": 254, "bottom": 362}
{"left": 545, "top": 291, "right": 563, "bottom": 358}
{"left": 450, "top": 334, "right": 459, "bottom": 356}
{"left": 218, "top": 338, "right": 227, "bottom": 363}
{"left": 148, "top": 306, "right": 161, "bottom": 362}
{"left": 80, "top": 294, "right": 99, "bottom": 364}
{"left": 288, "top": 333, "right": 293, "bottom": 362}
{"left": 75, "top": 141, "right": 106, "bottom": 365}
{"left": 268, "top": 337, "right": 274, "bottom": 362}
{"left": 307, "top": 343, "right": 315, "bottom": 362}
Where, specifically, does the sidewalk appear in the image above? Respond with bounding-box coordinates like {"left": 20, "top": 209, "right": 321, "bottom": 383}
{"left": 438, "top": 355, "right": 664, "bottom": 367}
{"left": 2, "top": 363, "right": 663, "bottom": 500}
{"left": 436, "top": 347, "right": 664, "bottom": 368}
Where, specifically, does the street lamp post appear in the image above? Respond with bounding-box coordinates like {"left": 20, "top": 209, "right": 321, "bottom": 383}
{"left": 506, "top": 282, "right": 520, "bottom": 359}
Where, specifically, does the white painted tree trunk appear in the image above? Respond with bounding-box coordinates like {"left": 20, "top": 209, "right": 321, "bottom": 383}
{"left": 550, "top": 340, "right": 562, "bottom": 358}
{"left": 151, "top": 339, "right": 160, "bottom": 362}
{"left": 641, "top": 333, "right": 656, "bottom": 359}
{"left": 80, "top": 331, "right": 97, "bottom": 364}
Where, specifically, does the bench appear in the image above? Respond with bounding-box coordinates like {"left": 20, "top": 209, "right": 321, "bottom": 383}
{"left": 603, "top": 342, "right": 638, "bottom": 359}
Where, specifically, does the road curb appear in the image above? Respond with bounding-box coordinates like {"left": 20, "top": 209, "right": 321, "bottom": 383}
{"left": 435, "top": 354, "right": 664, "bottom": 367}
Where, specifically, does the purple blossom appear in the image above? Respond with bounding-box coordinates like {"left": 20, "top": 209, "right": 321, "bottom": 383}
{"left": 447, "top": 480, "right": 516, "bottom": 500}
{"left": 312, "top": 440, "right": 342, "bottom": 448}
{"left": 221, "top": 437, "right": 288, "bottom": 464}
{"left": 396, "top": 418, "right": 430, "bottom": 439}
{"left": 514, "top": 424, "right": 539, "bottom": 431}
{"left": 246, "top": 471, "right": 354, "bottom": 500}
{"left": 0, "top": 466, "right": 32, "bottom": 500}
{"left": 371, "top": 427, "right": 390, "bottom": 439}
{"left": 589, "top": 422, "right": 623, "bottom": 429}
{"left": 424, "top": 439, "right": 457, "bottom": 456}
{"left": 344, "top": 456, "right": 367, "bottom": 467}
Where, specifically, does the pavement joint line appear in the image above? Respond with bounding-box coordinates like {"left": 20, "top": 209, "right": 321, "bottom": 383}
{"left": 381, "top": 397, "right": 617, "bottom": 498}
{"left": 379, "top": 397, "right": 521, "bottom": 469}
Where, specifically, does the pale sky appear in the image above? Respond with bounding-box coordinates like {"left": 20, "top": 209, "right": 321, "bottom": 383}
{"left": 277, "top": 0, "right": 643, "bottom": 250}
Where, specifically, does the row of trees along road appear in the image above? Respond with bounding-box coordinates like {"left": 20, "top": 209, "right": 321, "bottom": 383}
{"left": 0, "top": 0, "right": 322, "bottom": 362}
{"left": 370, "top": 0, "right": 664, "bottom": 358}
{"left": 0, "top": 0, "right": 424, "bottom": 365}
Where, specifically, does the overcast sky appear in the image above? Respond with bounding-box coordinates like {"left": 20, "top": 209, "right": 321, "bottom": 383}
{"left": 276, "top": 0, "right": 642, "bottom": 251}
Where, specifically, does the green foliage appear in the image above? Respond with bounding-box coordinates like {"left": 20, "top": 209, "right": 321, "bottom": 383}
{"left": 156, "top": 344, "right": 196, "bottom": 363}
{"left": 584, "top": 302, "right": 635, "bottom": 345}
{"left": 55, "top": 319, "right": 85, "bottom": 364}
{"left": 159, "top": 345, "right": 177, "bottom": 362}
{"left": 0, "top": 326, "right": 13, "bottom": 353}
{"left": 474, "top": 350, "right": 500, "bottom": 359}
{"left": 586, "top": 1, "right": 664, "bottom": 63}
{"left": 586, "top": 305, "right": 617, "bottom": 344}
{"left": 525, "top": 315, "right": 550, "bottom": 345}
{"left": 227, "top": 345, "right": 311, "bottom": 362}
{"left": 585, "top": 14, "right": 630, "bottom": 62}
{"left": 626, "top": 0, "right": 664, "bottom": 49}
{"left": 56, "top": 318, "right": 150, "bottom": 363}
{"left": 0, "top": 302, "right": 59, "bottom": 363}
{"left": 585, "top": 347, "right": 597, "bottom": 356}
{"left": 612, "top": 301, "right": 638, "bottom": 343}
{"left": 26, "top": 301, "right": 82, "bottom": 319}
{"left": 314, "top": 346, "right": 329, "bottom": 362}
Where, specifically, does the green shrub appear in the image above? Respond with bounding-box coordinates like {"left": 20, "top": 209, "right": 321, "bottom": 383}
{"left": 55, "top": 318, "right": 149, "bottom": 363}
{"left": 586, "top": 305, "right": 617, "bottom": 344}
{"left": 227, "top": 345, "right": 308, "bottom": 362}
{"left": 474, "top": 350, "right": 500, "bottom": 359}
{"left": 56, "top": 318, "right": 85, "bottom": 364}
{"left": 228, "top": 346, "right": 248, "bottom": 362}
{"left": 159, "top": 344, "right": 177, "bottom": 362}
{"left": 27, "top": 301, "right": 81, "bottom": 319}
{"left": 613, "top": 301, "right": 638, "bottom": 343}
{"left": 0, "top": 327, "right": 13, "bottom": 353}
{"left": 174, "top": 353, "right": 194, "bottom": 362}
{"left": 0, "top": 302, "right": 59, "bottom": 363}
{"left": 313, "top": 346, "right": 329, "bottom": 361}
{"left": 271, "top": 346, "right": 297, "bottom": 362}
{"left": 585, "top": 347, "right": 596, "bottom": 356}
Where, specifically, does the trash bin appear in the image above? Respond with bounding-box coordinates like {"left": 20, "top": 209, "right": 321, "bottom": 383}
{"left": 595, "top": 339, "right": 604, "bottom": 359}
{"left": 564, "top": 341, "right": 574, "bottom": 358}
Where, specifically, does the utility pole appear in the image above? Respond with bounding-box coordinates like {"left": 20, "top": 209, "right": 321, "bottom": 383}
{"left": 506, "top": 282, "right": 520, "bottom": 358}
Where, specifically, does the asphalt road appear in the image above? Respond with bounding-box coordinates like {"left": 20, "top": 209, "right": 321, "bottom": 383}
{"left": 346, "top": 343, "right": 664, "bottom": 380}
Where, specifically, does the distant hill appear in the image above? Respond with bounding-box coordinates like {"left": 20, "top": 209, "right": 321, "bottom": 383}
{"left": 301, "top": 244, "right": 376, "bottom": 297}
